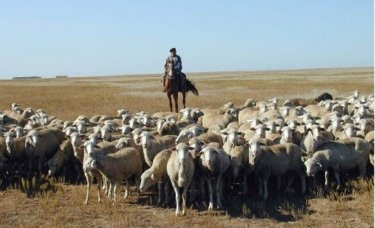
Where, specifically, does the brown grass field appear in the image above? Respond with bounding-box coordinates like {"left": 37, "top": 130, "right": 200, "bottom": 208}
{"left": 0, "top": 67, "right": 374, "bottom": 227}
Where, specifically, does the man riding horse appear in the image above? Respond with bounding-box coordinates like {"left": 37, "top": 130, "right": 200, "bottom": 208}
{"left": 162, "top": 48, "right": 186, "bottom": 92}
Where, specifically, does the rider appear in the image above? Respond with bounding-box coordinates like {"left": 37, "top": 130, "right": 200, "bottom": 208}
{"left": 163, "top": 48, "right": 182, "bottom": 92}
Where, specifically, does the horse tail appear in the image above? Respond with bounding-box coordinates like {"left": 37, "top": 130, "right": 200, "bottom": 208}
{"left": 186, "top": 79, "right": 199, "bottom": 96}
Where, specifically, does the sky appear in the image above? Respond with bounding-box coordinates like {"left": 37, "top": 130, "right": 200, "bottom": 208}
{"left": 0, "top": 0, "right": 373, "bottom": 78}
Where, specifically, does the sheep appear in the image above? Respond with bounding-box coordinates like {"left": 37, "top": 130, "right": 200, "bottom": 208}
{"left": 85, "top": 147, "right": 143, "bottom": 204}
{"left": 47, "top": 139, "right": 83, "bottom": 181}
{"left": 25, "top": 128, "right": 66, "bottom": 177}
{"left": 3, "top": 107, "right": 35, "bottom": 127}
{"left": 222, "top": 131, "right": 249, "bottom": 194}
{"left": 175, "top": 125, "right": 204, "bottom": 144}
{"left": 139, "top": 131, "right": 177, "bottom": 167}
{"left": 158, "top": 121, "right": 180, "bottom": 136}
{"left": 198, "top": 145, "right": 230, "bottom": 210}
{"left": 139, "top": 148, "right": 173, "bottom": 205}
{"left": 189, "top": 132, "right": 224, "bottom": 147}
{"left": 248, "top": 140, "right": 306, "bottom": 199}
{"left": 0, "top": 138, "right": 7, "bottom": 171}
{"left": 364, "top": 131, "right": 374, "bottom": 165}
{"left": 300, "top": 124, "right": 329, "bottom": 155}
{"left": 5, "top": 132, "right": 27, "bottom": 173}
{"left": 74, "top": 140, "right": 103, "bottom": 205}
{"left": 167, "top": 143, "right": 195, "bottom": 216}
{"left": 304, "top": 137, "right": 372, "bottom": 189}
{"left": 201, "top": 108, "right": 238, "bottom": 129}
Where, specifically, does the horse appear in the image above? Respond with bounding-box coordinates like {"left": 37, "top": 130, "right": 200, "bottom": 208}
{"left": 164, "top": 60, "right": 199, "bottom": 112}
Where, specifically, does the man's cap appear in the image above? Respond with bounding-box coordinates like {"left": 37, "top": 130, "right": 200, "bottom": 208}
{"left": 169, "top": 48, "right": 176, "bottom": 52}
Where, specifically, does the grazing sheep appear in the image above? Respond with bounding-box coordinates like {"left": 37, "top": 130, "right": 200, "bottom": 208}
{"left": 139, "top": 131, "right": 177, "bottom": 167}
{"left": 139, "top": 149, "right": 173, "bottom": 205}
{"left": 85, "top": 147, "right": 143, "bottom": 204}
{"left": 47, "top": 139, "right": 83, "bottom": 181}
{"left": 167, "top": 143, "right": 195, "bottom": 216}
{"left": 198, "top": 145, "right": 230, "bottom": 210}
{"left": 25, "top": 128, "right": 66, "bottom": 177}
{"left": 304, "top": 137, "right": 372, "bottom": 189}
{"left": 248, "top": 140, "right": 306, "bottom": 199}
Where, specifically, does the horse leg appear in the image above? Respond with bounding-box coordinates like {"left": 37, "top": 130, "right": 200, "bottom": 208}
{"left": 173, "top": 93, "right": 178, "bottom": 113}
{"left": 182, "top": 92, "right": 186, "bottom": 109}
{"left": 168, "top": 94, "right": 173, "bottom": 112}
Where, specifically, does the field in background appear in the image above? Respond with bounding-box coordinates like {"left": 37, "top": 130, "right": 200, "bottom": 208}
{"left": 0, "top": 67, "right": 373, "bottom": 227}
{"left": 0, "top": 67, "right": 373, "bottom": 120}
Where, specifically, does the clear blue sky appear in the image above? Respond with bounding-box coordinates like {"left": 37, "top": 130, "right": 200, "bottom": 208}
{"left": 0, "top": 0, "right": 373, "bottom": 78}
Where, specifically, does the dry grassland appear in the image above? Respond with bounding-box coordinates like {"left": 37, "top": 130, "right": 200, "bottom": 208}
{"left": 0, "top": 67, "right": 373, "bottom": 227}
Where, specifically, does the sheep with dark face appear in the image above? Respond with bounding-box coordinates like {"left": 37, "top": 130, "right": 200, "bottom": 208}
{"left": 47, "top": 139, "right": 83, "bottom": 181}
{"left": 167, "top": 143, "right": 195, "bottom": 216}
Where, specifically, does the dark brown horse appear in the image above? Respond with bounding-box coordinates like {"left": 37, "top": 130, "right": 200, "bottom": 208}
{"left": 164, "top": 60, "right": 198, "bottom": 112}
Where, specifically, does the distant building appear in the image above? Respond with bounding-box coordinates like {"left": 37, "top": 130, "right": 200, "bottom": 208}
{"left": 12, "top": 76, "right": 41, "bottom": 80}
{"left": 55, "top": 75, "right": 68, "bottom": 78}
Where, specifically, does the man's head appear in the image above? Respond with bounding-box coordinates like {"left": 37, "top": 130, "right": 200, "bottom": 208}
{"left": 169, "top": 48, "right": 176, "bottom": 56}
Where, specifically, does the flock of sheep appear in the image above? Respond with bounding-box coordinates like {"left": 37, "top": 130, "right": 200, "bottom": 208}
{"left": 0, "top": 90, "right": 373, "bottom": 216}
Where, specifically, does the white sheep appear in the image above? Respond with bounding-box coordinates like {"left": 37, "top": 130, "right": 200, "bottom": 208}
{"left": 139, "top": 149, "right": 173, "bottom": 205}
{"left": 167, "top": 143, "right": 195, "bottom": 216}
{"left": 198, "top": 145, "right": 230, "bottom": 210}
{"left": 248, "top": 140, "right": 306, "bottom": 199}
{"left": 139, "top": 131, "right": 177, "bottom": 167}
{"left": 85, "top": 147, "right": 143, "bottom": 204}
{"left": 305, "top": 137, "right": 372, "bottom": 189}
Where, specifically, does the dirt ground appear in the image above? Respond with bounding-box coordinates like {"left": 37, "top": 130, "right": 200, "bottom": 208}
{"left": 0, "top": 67, "right": 373, "bottom": 227}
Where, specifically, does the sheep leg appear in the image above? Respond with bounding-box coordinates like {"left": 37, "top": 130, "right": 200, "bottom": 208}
{"left": 216, "top": 176, "right": 223, "bottom": 209}
{"left": 171, "top": 182, "right": 181, "bottom": 216}
{"left": 164, "top": 180, "right": 171, "bottom": 207}
{"left": 112, "top": 181, "right": 118, "bottom": 204}
{"left": 158, "top": 182, "right": 163, "bottom": 205}
{"left": 182, "top": 185, "right": 188, "bottom": 215}
{"left": 200, "top": 177, "right": 207, "bottom": 207}
{"left": 285, "top": 174, "right": 296, "bottom": 193}
{"left": 276, "top": 175, "right": 282, "bottom": 190}
{"left": 84, "top": 172, "right": 92, "bottom": 205}
{"left": 300, "top": 174, "right": 306, "bottom": 195}
{"left": 124, "top": 179, "right": 129, "bottom": 199}
{"left": 324, "top": 170, "right": 330, "bottom": 190}
{"left": 242, "top": 172, "right": 248, "bottom": 195}
{"left": 257, "top": 176, "right": 263, "bottom": 196}
{"left": 333, "top": 170, "right": 341, "bottom": 190}
{"left": 207, "top": 178, "right": 214, "bottom": 211}
{"left": 262, "top": 174, "right": 270, "bottom": 200}
{"left": 38, "top": 158, "right": 43, "bottom": 178}
{"left": 96, "top": 174, "right": 102, "bottom": 203}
